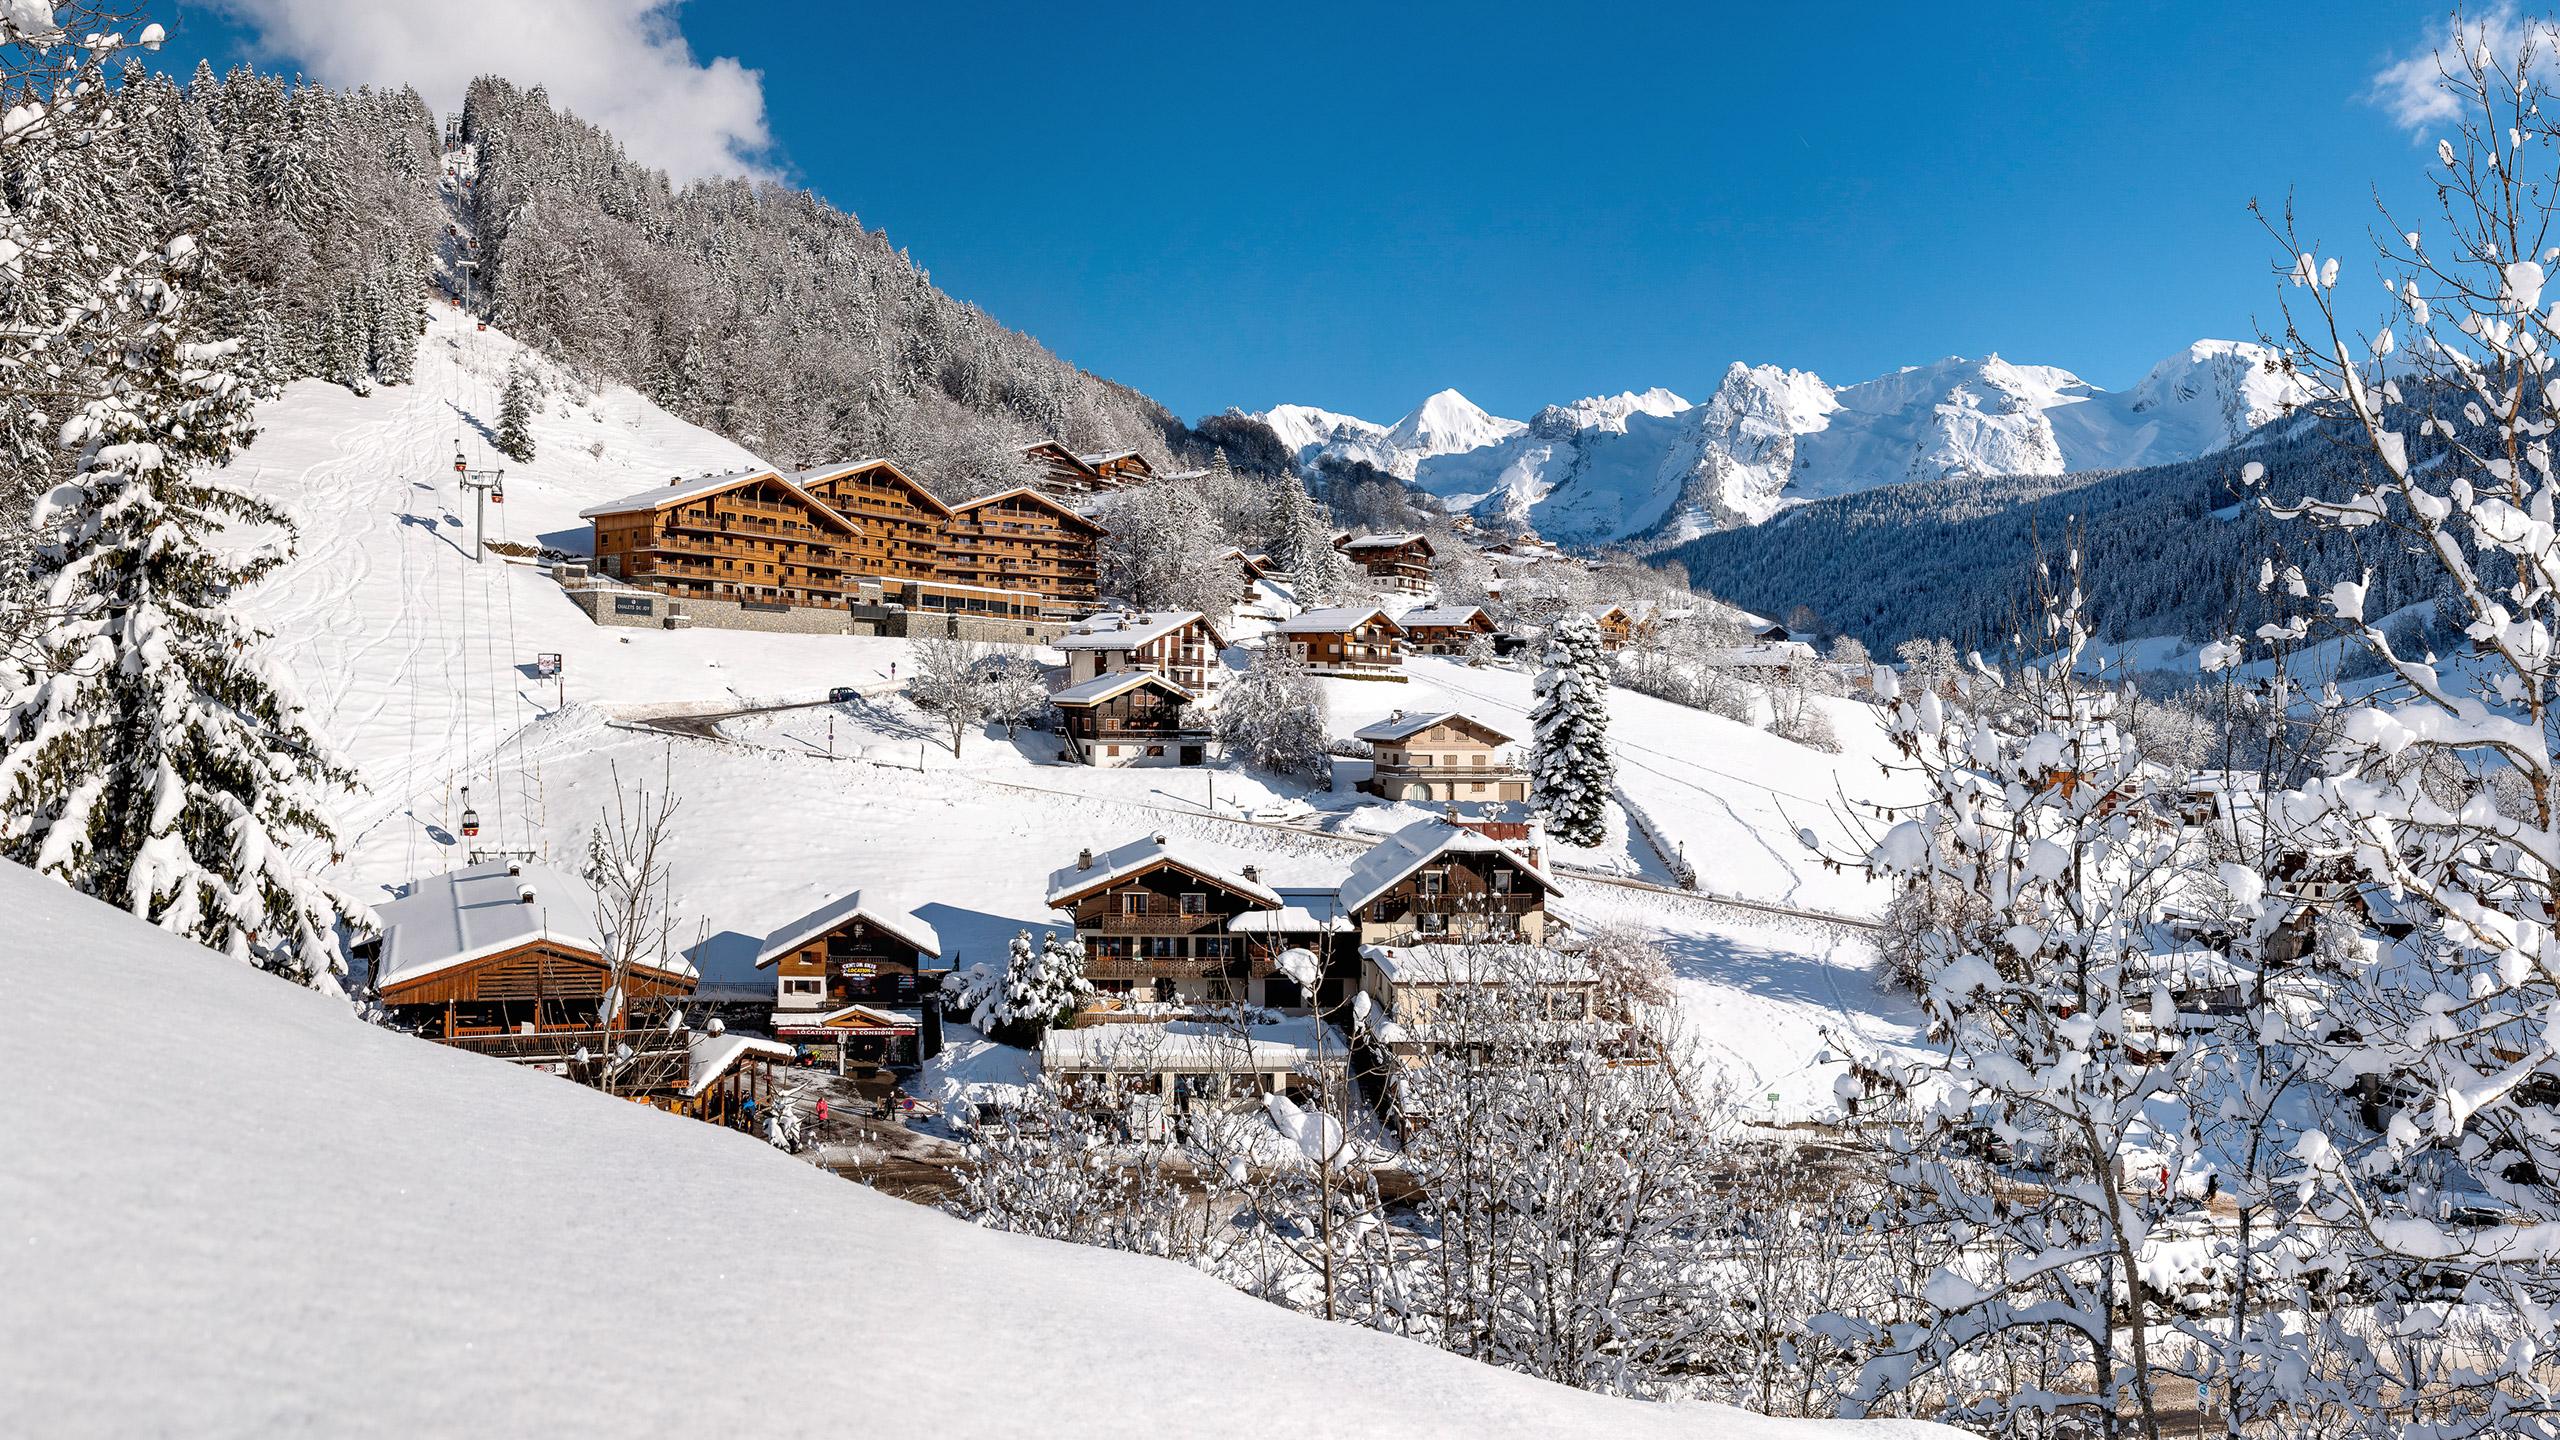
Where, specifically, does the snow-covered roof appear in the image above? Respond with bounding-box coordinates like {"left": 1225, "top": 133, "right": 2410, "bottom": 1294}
{"left": 576, "top": 467, "right": 859, "bottom": 533}
{"left": 1396, "top": 605, "right": 1489, "bottom": 629}
{"left": 683, "top": 1034, "right": 794, "bottom": 1097}
{"left": 1705, "top": 642, "right": 1818, "bottom": 667}
{"left": 1047, "top": 670, "right": 1197, "bottom": 707}
{"left": 1273, "top": 606, "right": 1402, "bottom": 636}
{"left": 1351, "top": 710, "right": 1513, "bottom": 746}
{"left": 1047, "top": 834, "right": 1284, "bottom": 909}
{"left": 1342, "top": 532, "right": 1429, "bottom": 550}
{"left": 785, "top": 457, "right": 952, "bottom": 514}
{"left": 950, "top": 485, "right": 1107, "bottom": 530}
{"left": 772, "top": 1003, "right": 917, "bottom": 1033}
{"left": 1363, "top": 943, "right": 1597, "bottom": 987}
{"left": 754, "top": 890, "right": 942, "bottom": 967}
{"left": 374, "top": 859, "right": 628, "bottom": 990}
{"left": 1078, "top": 449, "right": 1143, "bottom": 467}
{"left": 1055, "top": 609, "right": 1222, "bottom": 652}
{"left": 1041, "top": 1015, "right": 1347, "bottom": 1073}
{"left": 1337, "top": 819, "right": 1557, "bottom": 917}
{"left": 1228, "top": 889, "right": 1356, "bottom": 934}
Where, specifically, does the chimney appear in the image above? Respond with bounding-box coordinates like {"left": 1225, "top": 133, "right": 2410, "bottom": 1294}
{"left": 1078, "top": 848, "right": 1094, "bottom": 871}
{"left": 519, "top": 884, "right": 537, "bottom": 905}
{"left": 1151, "top": 832, "right": 1169, "bottom": 846}
{"left": 1242, "top": 865, "right": 1260, "bottom": 883}
{"left": 506, "top": 861, "right": 523, "bottom": 877}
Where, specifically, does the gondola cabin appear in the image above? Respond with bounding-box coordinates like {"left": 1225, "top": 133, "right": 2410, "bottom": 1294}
{"left": 372, "top": 860, "right": 697, "bottom": 1044}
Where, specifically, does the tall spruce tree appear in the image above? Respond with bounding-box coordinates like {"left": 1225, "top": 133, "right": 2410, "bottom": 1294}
{"left": 1530, "top": 612, "right": 1613, "bottom": 847}
{"left": 0, "top": 137, "right": 367, "bottom": 992}
{"left": 496, "top": 362, "right": 537, "bottom": 462}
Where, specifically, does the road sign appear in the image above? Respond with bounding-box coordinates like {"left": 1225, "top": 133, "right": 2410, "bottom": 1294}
{"left": 535, "top": 652, "right": 562, "bottom": 678}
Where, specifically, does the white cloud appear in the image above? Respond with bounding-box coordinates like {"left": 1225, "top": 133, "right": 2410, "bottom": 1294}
{"left": 215, "top": 0, "right": 776, "bottom": 184}
{"left": 2368, "top": 4, "right": 2542, "bottom": 132}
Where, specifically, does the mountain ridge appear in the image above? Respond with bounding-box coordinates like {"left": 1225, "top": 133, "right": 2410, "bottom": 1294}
{"left": 1250, "top": 339, "right": 2305, "bottom": 547}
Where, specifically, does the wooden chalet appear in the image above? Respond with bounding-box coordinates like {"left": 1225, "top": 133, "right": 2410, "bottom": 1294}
{"left": 1022, "top": 441, "right": 1155, "bottom": 496}
{"left": 1056, "top": 609, "right": 1227, "bottom": 694}
{"left": 1050, "top": 670, "right": 1208, "bottom": 767}
{"left": 1335, "top": 818, "right": 1557, "bottom": 947}
{"left": 791, "top": 458, "right": 949, "bottom": 580}
{"left": 1048, "top": 835, "right": 1312, "bottom": 1006}
{"left": 1352, "top": 710, "right": 1528, "bottom": 804}
{"left": 1336, "top": 532, "right": 1438, "bottom": 594}
{"left": 581, "top": 467, "right": 863, "bottom": 607}
{"left": 1080, "top": 449, "right": 1155, "bottom": 487}
{"left": 1585, "top": 603, "right": 1636, "bottom": 651}
{"left": 757, "top": 890, "right": 944, "bottom": 1013}
{"left": 1395, "top": 604, "right": 1494, "bottom": 655}
{"left": 1219, "top": 548, "right": 1272, "bottom": 612}
{"left": 1353, "top": 944, "right": 1607, "bottom": 1117}
{"left": 942, "top": 487, "right": 1104, "bottom": 615}
{"left": 1272, "top": 606, "right": 1407, "bottom": 679}
{"left": 372, "top": 859, "right": 697, "bottom": 1045}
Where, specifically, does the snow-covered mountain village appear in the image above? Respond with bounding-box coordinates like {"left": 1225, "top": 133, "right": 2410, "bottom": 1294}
{"left": 16, "top": 3, "right": 2560, "bottom": 1436}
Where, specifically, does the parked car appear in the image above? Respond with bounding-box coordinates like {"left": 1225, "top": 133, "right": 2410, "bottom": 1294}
{"left": 829, "top": 686, "right": 859, "bottom": 703}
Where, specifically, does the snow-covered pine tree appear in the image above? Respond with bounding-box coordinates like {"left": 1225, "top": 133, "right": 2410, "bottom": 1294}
{"left": 1215, "top": 648, "right": 1329, "bottom": 775}
{"left": 981, "top": 928, "right": 1092, "bottom": 1047}
{"left": 1530, "top": 612, "right": 1612, "bottom": 846}
{"left": 495, "top": 362, "right": 536, "bottom": 462}
{"left": 0, "top": 234, "right": 368, "bottom": 993}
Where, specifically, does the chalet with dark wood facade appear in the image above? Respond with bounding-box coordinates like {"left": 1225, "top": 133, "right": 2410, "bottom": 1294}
{"left": 1272, "top": 606, "right": 1407, "bottom": 679}
{"left": 372, "top": 859, "right": 696, "bottom": 1050}
{"left": 1395, "top": 604, "right": 1494, "bottom": 655}
{"left": 1336, "top": 532, "right": 1437, "bottom": 594}
{"left": 1336, "top": 818, "right": 1557, "bottom": 947}
{"left": 1047, "top": 835, "right": 1307, "bottom": 1005}
{"left": 1023, "top": 441, "right": 1155, "bottom": 496}
{"left": 1056, "top": 610, "right": 1227, "bottom": 693}
{"left": 1353, "top": 711, "right": 1529, "bottom": 804}
{"left": 1050, "top": 671, "right": 1207, "bottom": 767}
{"left": 942, "top": 487, "right": 1104, "bottom": 614}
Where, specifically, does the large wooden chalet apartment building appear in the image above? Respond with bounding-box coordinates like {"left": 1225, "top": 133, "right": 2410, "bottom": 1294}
{"left": 580, "top": 447, "right": 1115, "bottom": 633}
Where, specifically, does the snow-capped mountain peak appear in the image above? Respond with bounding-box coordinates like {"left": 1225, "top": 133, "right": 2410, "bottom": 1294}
{"left": 1249, "top": 389, "right": 1523, "bottom": 481}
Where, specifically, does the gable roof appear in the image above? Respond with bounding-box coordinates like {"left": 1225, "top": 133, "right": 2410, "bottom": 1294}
{"left": 1274, "top": 606, "right": 1403, "bottom": 636}
{"left": 1047, "top": 671, "right": 1198, "bottom": 708}
{"left": 1046, "top": 834, "right": 1283, "bottom": 910}
{"left": 683, "top": 1034, "right": 796, "bottom": 1097}
{"left": 375, "top": 859, "right": 622, "bottom": 991}
{"left": 754, "top": 890, "right": 943, "bottom": 968}
{"left": 1585, "top": 603, "right": 1630, "bottom": 623}
{"left": 1079, "top": 449, "right": 1146, "bottom": 469}
{"left": 1396, "top": 605, "right": 1490, "bottom": 630}
{"left": 1351, "top": 710, "right": 1514, "bottom": 746}
{"left": 577, "top": 468, "right": 860, "bottom": 534}
{"left": 951, "top": 486, "right": 1107, "bottom": 533}
{"left": 1342, "top": 532, "right": 1433, "bottom": 553}
{"left": 1219, "top": 547, "right": 1273, "bottom": 578}
{"left": 788, "top": 458, "right": 954, "bottom": 517}
{"left": 1336, "top": 819, "right": 1557, "bottom": 917}
{"left": 1056, "top": 609, "right": 1225, "bottom": 653}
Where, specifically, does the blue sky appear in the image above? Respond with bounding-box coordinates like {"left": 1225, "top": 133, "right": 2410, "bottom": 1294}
{"left": 164, "top": 1, "right": 2456, "bottom": 424}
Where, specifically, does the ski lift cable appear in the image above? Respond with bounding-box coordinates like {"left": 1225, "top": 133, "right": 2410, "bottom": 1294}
{"left": 483, "top": 426, "right": 542, "bottom": 856}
